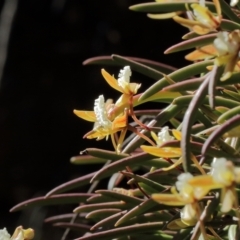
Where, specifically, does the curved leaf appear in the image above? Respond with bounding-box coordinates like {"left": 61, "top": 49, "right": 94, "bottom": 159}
{"left": 139, "top": 60, "right": 213, "bottom": 101}
{"left": 129, "top": 2, "right": 214, "bottom": 13}
{"left": 95, "top": 190, "right": 143, "bottom": 205}
{"left": 86, "top": 148, "right": 128, "bottom": 160}
{"left": 217, "top": 106, "right": 240, "bottom": 124}
{"left": 111, "top": 55, "right": 164, "bottom": 80}
{"left": 173, "top": 95, "right": 240, "bottom": 108}
{"left": 221, "top": 19, "right": 240, "bottom": 32}
{"left": 91, "top": 211, "right": 127, "bottom": 231}
{"left": 83, "top": 55, "right": 176, "bottom": 74}
{"left": 122, "top": 171, "right": 166, "bottom": 192}
{"left": 10, "top": 193, "right": 93, "bottom": 212}
{"left": 53, "top": 222, "right": 90, "bottom": 232}
{"left": 70, "top": 155, "right": 107, "bottom": 165}
{"left": 45, "top": 172, "right": 96, "bottom": 197}
{"left": 75, "top": 222, "right": 170, "bottom": 240}
{"left": 90, "top": 153, "right": 154, "bottom": 182}
{"left": 201, "top": 115, "right": 240, "bottom": 156}
{"left": 74, "top": 202, "right": 133, "bottom": 213}
{"left": 164, "top": 33, "right": 217, "bottom": 54}
{"left": 114, "top": 198, "right": 170, "bottom": 226}
{"left": 86, "top": 209, "right": 122, "bottom": 219}
{"left": 44, "top": 213, "right": 75, "bottom": 223}
{"left": 219, "top": 0, "right": 240, "bottom": 24}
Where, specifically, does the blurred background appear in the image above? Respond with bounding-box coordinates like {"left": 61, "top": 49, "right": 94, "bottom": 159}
{"left": 0, "top": 0, "right": 185, "bottom": 238}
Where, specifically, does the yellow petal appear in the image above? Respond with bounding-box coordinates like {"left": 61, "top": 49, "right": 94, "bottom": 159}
{"left": 151, "top": 131, "right": 159, "bottom": 144}
{"left": 192, "top": 25, "right": 211, "bottom": 35}
{"left": 101, "top": 69, "right": 123, "bottom": 93}
{"left": 141, "top": 145, "right": 182, "bottom": 158}
{"left": 152, "top": 193, "right": 184, "bottom": 206}
{"left": 221, "top": 188, "right": 235, "bottom": 213}
{"left": 167, "top": 219, "right": 189, "bottom": 230}
{"left": 172, "top": 129, "right": 182, "bottom": 140}
{"left": 112, "top": 113, "right": 127, "bottom": 129}
{"left": 11, "top": 227, "right": 34, "bottom": 240}
{"left": 190, "top": 153, "right": 206, "bottom": 175}
{"left": 23, "top": 229, "right": 34, "bottom": 240}
{"left": 188, "top": 175, "right": 216, "bottom": 186}
{"left": 213, "top": 0, "right": 221, "bottom": 17}
{"left": 73, "top": 110, "right": 96, "bottom": 122}
{"left": 129, "top": 82, "right": 141, "bottom": 95}
{"left": 185, "top": 45, "right": 217, "bottom": 61}
{"left": 162, "top": 158, "right": 182, "bottom": 171}
{"left": 173, "top": 16, "right": 200, "bottom": 29}
{"left": 147, "top": 12, "right": 182, "bottom": 19}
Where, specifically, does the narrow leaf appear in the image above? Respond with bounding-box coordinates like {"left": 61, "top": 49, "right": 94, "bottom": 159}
{"left": 112, "top": 55, "right": 164, "bottom": 80}
{"left": 91, "top": 211, "right": 127, "bottom": 230}
{"left": 74, "top": 202, "right": 133, "bottom": 213}
{"left": 129, "top": 2, "right": 215, "bottom": 13}
{"left": 74, "top": 222, "right": 166, "bottom": 240}
{"left": 53, "top": 222, "right": 90, "bottom": 232}
{"left": 86, "top": 148, "right": 128, "bottom": 160}
{"left": 122, "top": 171, "right": 166, "bottom": 192}
{"left": 86, "top": 209, "right": 122, "bottom": 219}
{"left": 45, "top": 172, "right": 96, "bottom": 197}
{"left": 44, "top": 213, "right": 75, "bottom": 223}
{"left": 95, "top": 190, "right": 143, "bottom": 205}
{"left": 83, "top": 55, "right": 176, "bottom": 74}
{"left": 10, "top": 193, "right": 93, "bottom": 212}
{"left": 114, "top": 198, "right": 169, "bottom": 227}
{"left": 140, "top": 60, "right": 213, "bottom": 101}
{"left": 164, "top": 33, "right": 217, "bottom": 54}
{"left": 202, "top": 115, "right": 240, "bottom": 156}
{"left": 90, "top": 153, "right": 154, "bottom": 182}
{"left": 219, "top": 0, "right": 240, "bottom": 23}
{"left": 217, "top": 106, "right": 240, "bottom": 124}
{"left": 70, "top": 155, "right": 107, "bottom": 165}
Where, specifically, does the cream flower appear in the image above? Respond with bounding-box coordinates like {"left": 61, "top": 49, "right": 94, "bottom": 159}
{"left": 0, "top": 227, "right": 34, "bottom": 240}
{"left": 0, "top": 228, "right": 10, "bottom": 240}
{"left": 101, "top": 66, "right": 141, "bottom": 95}
{"left": 210, "top": 158, "right": 240, "bottom": 212}
{"left": 118, "top": 66, "right": 132, "bottom": 89}
{"left": 214, "top": 30, "right": 240, "bottom": 80}
{"left": 173, "top": 0, "right": 221, "bottom": 35}
{"left": 94, "top": 95, "right": 112, "bottom": 130}
{"left": 156, "top": 126, "right": 174, "bottom": 146}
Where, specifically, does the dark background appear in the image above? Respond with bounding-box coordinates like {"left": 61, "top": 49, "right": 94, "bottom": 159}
{"left": 0, "top": 0, "right": 185, "bottom": 238}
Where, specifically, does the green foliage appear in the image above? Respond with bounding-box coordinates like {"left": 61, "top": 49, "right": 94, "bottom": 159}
{"left": 11, "top": 0, "right": 240, "bottom": 239}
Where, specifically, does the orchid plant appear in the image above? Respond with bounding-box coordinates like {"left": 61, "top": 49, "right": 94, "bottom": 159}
{"left": 9, "top": 0, "right": 240, "bottom": 239}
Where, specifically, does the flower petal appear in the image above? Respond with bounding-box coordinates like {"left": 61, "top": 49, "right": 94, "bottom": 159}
{"left": 101, "top": 69, "right": 123, "bottom": 93}
{"left": 73, "top": 110, "right": 96, "bottom": 122}
{"left": 141, "top": 145, "right": 182, "bottom": 158}
{"left": 162, "top": 158, "right": 182, "bottom": 171}
{"left": 152, "top": 193, "right": 184, "bottom": 206}
{"left": 172, "top": 129, "right": 182, "bottom": 140}
{"left": 185, "top": 45, "right": 217, "bottom": 61}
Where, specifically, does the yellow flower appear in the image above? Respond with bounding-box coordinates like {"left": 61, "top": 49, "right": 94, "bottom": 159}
{"left": 152, "top": 173, "right": 209, "bottom": 231}
{"left": 0, "top": 226, "right": 34, "bottom": 240}
{"left": 141, "top": 128, "right": 205, "bottom": 173}
{"left": 185, "top": 31, "right": 240, "bottom": 80}
{"left": 101, "top": 66, "right": 141, "bottom": 96}
{"left": 211, "top": 158, "right": 240, "bottom": 212}
{"left": 214, "top": 30, "right": 240, "bottom": 80}
{"left": 141, "top": 127, "right": 182, "bottom": 160}
{"left": 188, "top": 158, "right": 240, "bottom": 213}
{"left": 173, "top": 0, "right": 221, "bottom": 35}
{"left": 74, "top": 95, "right": 128, "bottom": 152}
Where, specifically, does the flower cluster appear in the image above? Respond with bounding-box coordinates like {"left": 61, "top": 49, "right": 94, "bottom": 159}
{"left": 73, "top": 66, "right": 152, "bottom": 152}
